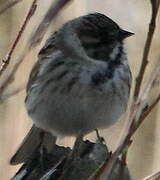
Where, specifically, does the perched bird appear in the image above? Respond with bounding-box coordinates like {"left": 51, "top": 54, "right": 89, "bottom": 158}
{"left": 10, "top": 13, "right": 133, "bottom": 165}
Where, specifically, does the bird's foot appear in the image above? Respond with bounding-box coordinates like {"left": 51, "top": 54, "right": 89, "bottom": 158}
{"left": 95, "top": 129, "right": 105, "bottom": 144}
{"left": 59, "top": 132, "right": 83, "bottom": 179}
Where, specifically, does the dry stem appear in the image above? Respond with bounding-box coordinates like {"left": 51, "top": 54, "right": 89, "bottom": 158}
{"left": 134, "top": 0, "right": 160, "bottom": 97}
{"left": 0, "top": 85, "right": 25, "bottom": 102}
{"left": 0, "top": 0, "right": 37, "bottom": 77}
{"left": 99, "top": 59, "right": 160, "bottom": 179}
{"left": 0, "top": 46, "right": 29, "bottom": 95}
{"left": 0, "top": 0, "right": 72, "bottom": 96}
{"left": 29, "top": 0, "right": 73, "bottom": 47}
{"left": 97, "top": 0, "right": 160, "bottom": 178}
{"left": 143, "top": 171, "right": 160, "bottom": 180}
{"left": 0, "top": 0, "right": 23, "bottom": 15}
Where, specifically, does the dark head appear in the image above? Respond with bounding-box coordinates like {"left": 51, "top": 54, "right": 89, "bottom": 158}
{"left": 73, "top": 13, "right": 134, "bottom": 61}
{"left": 54, "top": 13, "right": 133, "bottom": 61}
{"left": 78, "top": 13, "right": 134, "bottom": 43}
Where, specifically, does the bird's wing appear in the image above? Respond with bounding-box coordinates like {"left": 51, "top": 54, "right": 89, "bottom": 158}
{"left": 11, "top": 33, "right": 59, "bottom": 165}
{"left": 38, "top": 31, "right": 57, "bottom": 59}
{"left": 26, "top": 32, "right": 58, "bottom": 92}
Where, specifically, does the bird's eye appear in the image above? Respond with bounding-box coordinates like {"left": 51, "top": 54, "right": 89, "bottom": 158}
{"left": 80, "top": 34, "right": 100, "bottom": 44}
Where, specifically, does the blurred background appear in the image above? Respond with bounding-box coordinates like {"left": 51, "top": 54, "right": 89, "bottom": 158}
{"left": 0, "top": 0, "right": 159, "bottom": 179}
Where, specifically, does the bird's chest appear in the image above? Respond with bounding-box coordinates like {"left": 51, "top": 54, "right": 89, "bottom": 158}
{"left": 30, "top": 83, "right": 125, "bottom": 136}
{"left": 26, "top": 60, "right": 130, "bottom": 135}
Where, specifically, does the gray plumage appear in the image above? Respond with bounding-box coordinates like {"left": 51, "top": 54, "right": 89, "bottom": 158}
{"left": 10, "top": 13, "right": 133, "bottom": 165}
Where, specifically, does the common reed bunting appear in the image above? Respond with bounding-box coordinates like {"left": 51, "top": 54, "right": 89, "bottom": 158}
{"left": 10, "top": 13, "right": 133, "bottom": 165}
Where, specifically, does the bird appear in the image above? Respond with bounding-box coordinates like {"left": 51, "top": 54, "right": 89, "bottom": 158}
{"left": 10, "top": 13, "right": 133, "bottom": 165}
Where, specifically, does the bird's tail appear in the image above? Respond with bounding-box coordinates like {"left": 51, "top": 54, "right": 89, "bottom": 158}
{"left": 10, "top": 125, "right": 56, "bottom": 165}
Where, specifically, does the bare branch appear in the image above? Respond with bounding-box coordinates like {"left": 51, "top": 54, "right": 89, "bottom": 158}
{"left": 0, "top": 47, "right": 28, "bottom": 95}
{"left": 98, "top": 1, "right": 160, "bottom": 177}
{"left": 29, "top": 0, "right": 73, "bottom": 47}
{"left": 0, "top": 84, "right": 25, "bottom": 102}
{"left": 98, "top": 61, "right": 160, "bottom": 179}
{"left": 134, "top": 0, "right": 160, "bottom": 97}
{"left": 143, "top": 171, "right": 160, "bottom": 180}
{"left": 0, "top": 0, "right": 73, "bottom": 96}
{"left": 0, "top": 0, "right": 23, "bottom": 15}
{"left": 158, "top": 0, "right": 160, "bottom": 9}
{"left": 137, "top": 93, "right": 160, "bottom": 128}
{"left": 0, "top": 0, "right": 37, "bottom": 77}
{"left": 99, "top": 1, "right": 160, "bottom": 175}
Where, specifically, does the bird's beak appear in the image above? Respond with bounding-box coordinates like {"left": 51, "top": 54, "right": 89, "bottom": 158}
{"left": 120, "top": 29, "right": 134, "bottom": 39}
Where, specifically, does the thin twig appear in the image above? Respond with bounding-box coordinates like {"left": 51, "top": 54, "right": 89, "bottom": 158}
{"left": 30, "top": 0, "right": 73, "bottom": 47}
{"left": 137, "top": 93, "right": 160, "bottom": 129}
{"left": 158, "top": 0, "right": 160, "bottom": 8}
{"left": 0, "top": 0, "right": 37, "bottom": 77}
{"left": 98, "top": 1, "right": 160, "bottom": 178}
{"left": 143, "top": 171, "right": 160, "bottom": 180}
{"left": 134, "top": 0, "right": 160, "bottom": 97}
{"left": 0, "top": 0, "right": 23, "bottom": 15}
{"left": 0, "top": 0, "right": 73, "bottom": 96}
{"left": 0, "top": 46, "right": 29, "bottom": 94}
{"left": 98, "top": 62, "right": 160, "bottom": 179}
{"left": 0, "top": 85, "right": 25, "bottom": 102}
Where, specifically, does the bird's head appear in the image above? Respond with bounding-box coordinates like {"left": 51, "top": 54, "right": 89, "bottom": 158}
{"left": 78, "top": 13, "right": 134, "bottom": 45}
{"left": 55, "top": 13, "right": 134, "bottom": 61}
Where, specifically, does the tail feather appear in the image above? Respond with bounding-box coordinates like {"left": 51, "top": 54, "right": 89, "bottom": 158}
{"left": 10, "top": 125, "right": 56, "bottom": 165}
